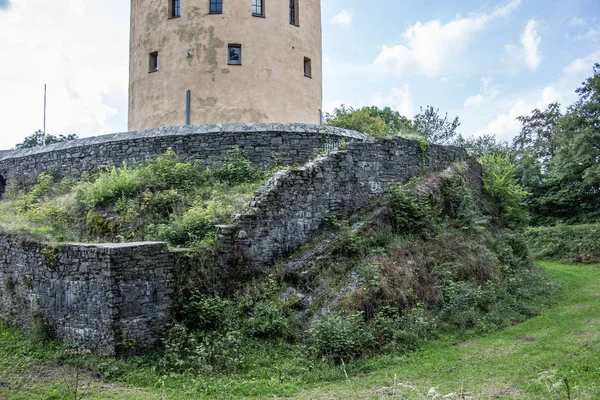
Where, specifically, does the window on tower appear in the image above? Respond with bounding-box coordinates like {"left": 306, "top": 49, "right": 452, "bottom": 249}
{"left": 210, "top": 0, "right": 222, "bottom": 13}
{"left": 304, "top": 57, "right": 312, "bottom": 78}
{"left": 290, "top": 0, "right": 299, "bottom": 26}
{"left": 170, "top": 0, "right": 180, "bottom": 18}
{"left": 149, "top": 52, "right": 159, "bottom": 72}
{"left": 228, "top": 45, "right": 241, "bottom": 65}
{"left": 252, "top": 0, "right": 263, "bottom": 17}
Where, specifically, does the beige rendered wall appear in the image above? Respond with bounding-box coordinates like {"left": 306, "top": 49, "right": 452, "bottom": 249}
{"left": 128, "top": 0, "right": 323, "bottom": 130}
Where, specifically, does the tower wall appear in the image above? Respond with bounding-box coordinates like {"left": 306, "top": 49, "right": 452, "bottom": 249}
{"left": 128, "top": 0, "right": 323, "bottom": 130}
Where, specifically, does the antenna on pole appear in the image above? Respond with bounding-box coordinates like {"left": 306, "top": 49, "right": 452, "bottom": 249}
{"left": 43, "top": 84, "right": 47, "bottom": 145}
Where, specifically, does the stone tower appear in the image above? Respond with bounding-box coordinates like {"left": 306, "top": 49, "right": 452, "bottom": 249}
{"left": 128, "top": 0, "right": 323, "bottom": 131}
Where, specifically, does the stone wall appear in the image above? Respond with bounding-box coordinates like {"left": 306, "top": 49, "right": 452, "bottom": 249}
{"left": 0, "top": 124, "right": 365, "bottom": 187}
{"left": 218, "top": 137, "right": 471, "bottom": 267}
{"left": 0, "top": 233, "right": 175, "bottom": 355}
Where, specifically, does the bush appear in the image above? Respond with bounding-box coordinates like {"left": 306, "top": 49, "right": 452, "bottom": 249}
{"left": 307, "top": 312, "right": 372, "bottom": 362}
{"left": 387, "top": 179, "right": 434, "bottom": 237}
{"left": 480, "top": 154, "right": 529, "bottom": 228}
{"left": 524, "top": 223, "right": 600, "bottom": 264}
{"left": 212, "top": 147, "right": 264, "bottom": 184}
{"left": 76, "top": 165, "right": 142, "bottom": 208}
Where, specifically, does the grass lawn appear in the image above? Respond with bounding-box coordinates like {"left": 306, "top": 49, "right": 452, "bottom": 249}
{"left": 1, "top": 261, "right": 599, "bottom": 399}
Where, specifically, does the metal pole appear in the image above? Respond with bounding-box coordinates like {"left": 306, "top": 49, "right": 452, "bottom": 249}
{"left": 185, "top": 90, "right": 191, "bottom": 125}
{"left": 319, "top": 108, "right": 323, "bottom": 125}
{"left": 43, "top": 84, "right": 47, "bottom": 145}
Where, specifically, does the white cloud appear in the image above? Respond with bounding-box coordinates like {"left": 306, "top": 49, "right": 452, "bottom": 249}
{"left": 330, "top": 9, "right": 353, "bottom": 27}
{"left": 374, "top": 0, "right": 521, "bottom": 77}
{"left": 371, "top": 85, "right": 415, "bottom": 117}
{"left": 0, "top": 0, "right": 129, "bottom": 149}
{"left": 504, "top": 20, "right": 542, "bottom": 72}
{"left": 578, "top": 28, "right": 600, "bottom": 40}
{"left": 473, "top": 51, "right": 600, "bottom": 141}
{"left": 570, "top": 17, "right": 586, "bottom": 26}
{"left": 464, "top": 77, "right": 500, "bottom": 107}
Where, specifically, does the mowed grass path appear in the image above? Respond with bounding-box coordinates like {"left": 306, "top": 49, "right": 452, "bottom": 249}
{"left": 1, "top": 262, "right": 599, "bottom": 399}
{"left": 287, "top": 261, "right": 600, "bottom": 399}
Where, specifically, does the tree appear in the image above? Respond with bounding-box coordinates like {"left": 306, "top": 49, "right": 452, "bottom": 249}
{"left": 413, "top": 106, "right": 460, "bottom": 144}
{"left": 16, "top": 131, "right": 78, "bottom": 149}
{"left": 324, "top": 105, "right": 413, "bottom": 138}
{"left": 454, "top": 134, "right": 511, "bottom": 158}
{"left": 514, "top": 102, "right": 562, "bottom": 162}
{"left": 513, "top": 64, "right": 600, "bottom": 224}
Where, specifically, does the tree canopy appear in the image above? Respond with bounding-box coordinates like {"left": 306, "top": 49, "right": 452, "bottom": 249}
{"left": 16, "top": 131, "right": 78, "bottom": 149}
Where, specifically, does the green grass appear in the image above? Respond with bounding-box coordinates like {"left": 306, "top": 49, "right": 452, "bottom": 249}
{"left": 1, "top": 261, "right": 598, "bottom": 399}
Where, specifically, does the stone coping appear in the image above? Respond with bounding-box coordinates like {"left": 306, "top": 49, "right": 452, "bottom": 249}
{"left": 0, "top": 124, "right": 366, "bottom": 160}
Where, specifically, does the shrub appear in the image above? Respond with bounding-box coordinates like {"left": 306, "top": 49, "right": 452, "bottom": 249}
{"left": 307, "top": 312, "right": 372, "bottom": 362}
{"left": 480, "top": 154, "right": 529, "bottom": 228}
{"left": 76, "top": 165, "right": 142, "bottom": 208}
{"left": 213, "top": 147, "right": 263, "bottom": 184}
{"left": 524, "top": 223, "right": 600, "bottom": 264}
{"left": 387, "top": 179, "right": 434, "bottom": 237}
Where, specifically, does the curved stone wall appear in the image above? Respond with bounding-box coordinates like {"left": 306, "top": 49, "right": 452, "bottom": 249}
{"left": 0, "top": 124, "right": 365, "bottom": 187}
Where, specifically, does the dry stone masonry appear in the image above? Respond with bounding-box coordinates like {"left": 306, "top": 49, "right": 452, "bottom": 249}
{"left": 218, "top": 137, "right": 472, "bottom": 267}
{"left": 0, "top": 233, "right": 175, "bottom": 355}
{"left": 0, "top": 124, "right": 365, "bottom": 188}
{"left": 0, "top": 124, "right": 478, "bottom": 354}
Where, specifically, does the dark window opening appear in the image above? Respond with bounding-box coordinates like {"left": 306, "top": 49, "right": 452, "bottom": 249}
{"left": 304, "top": 57, "right": 312, "bottom": 78}
{"left": 228, "top": 45, "right": 241, "bottom": 65}
{"left": 210, "top": 0, "right": 222, "bottom": 13}
{"left": 149, "top": 52, "right": 159, "bottom": 72}
{"left": 290, "top": 0, "right": 299, "bottom": 25}
{"left": 0, "top": 175, "right": 6, "bottom": 199}
{"left": 252, "top": 0, "right": 263, "bottom": 16}
{"left": 170, "top": 0, "right": 181, "bottom": 18}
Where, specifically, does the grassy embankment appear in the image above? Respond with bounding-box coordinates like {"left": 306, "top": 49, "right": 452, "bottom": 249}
{"left": 0, "top": 261, "right": 598, "bottom": 399}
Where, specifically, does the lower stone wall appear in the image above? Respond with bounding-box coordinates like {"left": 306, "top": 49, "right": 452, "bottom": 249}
{"left": 0, "top": 234, "right": 175, "bottom": 355}
{"left": 219, "top": 137, "right": 473, "bottom": 267}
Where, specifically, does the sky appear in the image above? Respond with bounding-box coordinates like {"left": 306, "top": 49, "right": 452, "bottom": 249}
{"left": 0, "top": 0, "right": 599, "bottom": 150}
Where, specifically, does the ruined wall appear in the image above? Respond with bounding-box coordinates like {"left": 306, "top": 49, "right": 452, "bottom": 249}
{"left": 0, "top": 233, "right": 175, "bottom": 355}
{"left": 0, "top": 124, "right": 365, "bottom": 187}
{"left": 218, "top": 137, "right": 472, "bottom": 267}
{"left": 129, "top": 0, "right": 322, "bottom": 129}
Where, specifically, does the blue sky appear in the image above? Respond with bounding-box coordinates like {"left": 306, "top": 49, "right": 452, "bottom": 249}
{"left": 0, "top": 0, "right": 599, "bottom": 149}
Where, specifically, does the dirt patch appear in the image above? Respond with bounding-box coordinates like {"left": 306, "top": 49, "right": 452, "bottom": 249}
{"left": 515, "top": 335, "right": 536, "bottom": 342}
{"left": 492, "top": 385, "right": 521, "bottom": 398}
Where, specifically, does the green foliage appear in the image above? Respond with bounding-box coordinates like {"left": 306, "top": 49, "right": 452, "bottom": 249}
{"left": 212, "top": 146, "right": 265, "bottom": 184}
{"left": 387, "top": 179, "right": 433, "bottom": 236}
{"left": 513, "top": 64, "right": 600, "bottom": 224}
{"left": 324, "top": 105, "right": 390, "bottom": 137}
{"left": 413, "top": 106, "right": 461, "bottom": 144}
{"left": 0, "top": 148, "right": 266, "bottom": 247}
{"left": 76, "top": 165, "right": 142, "bottom": 209}
{"left": 480, "top": 154, "right": 529, "bottom": 228}
{"left": 454, "top": 134, "right": 511, "bottom": 158}
{"left": 307, "top": 312, "right": 371, "bottom": 362}
{"left": 15, "top": 130, "right": 78, "bottom": 149}
{"left": 524, "top": 223, "right": 600, "bottom": 264}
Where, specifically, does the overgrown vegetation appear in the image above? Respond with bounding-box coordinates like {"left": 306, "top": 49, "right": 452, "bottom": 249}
{"left": 0, "top": 147, "right": 267, "bottom": 248}
{"left": 324, "top": 105, "right": 460, "bottom": 144}
{"left": 524, "top": 223, "right": 600, "bottom": 264}
{"left": 150, "top": 161, "right": 557, "bottom": 375}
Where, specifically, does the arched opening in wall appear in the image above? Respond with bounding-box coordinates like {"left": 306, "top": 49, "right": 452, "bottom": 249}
{"left": 0, "top": 175, "right": 6, "bottom": 199}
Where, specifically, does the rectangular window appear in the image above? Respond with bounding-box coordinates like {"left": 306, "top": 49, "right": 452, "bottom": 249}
{"left": 210, "top": 0, "right": 222, "bottom": 13}
{"left": 228, "top": 44, "right": 241, "bottom": 65}
{"left": 252, "top": 0, "right": 263, "bottom": 17}
{"left": 149, "top": 51, "right": 159, "bottom": 72}
{"left": 304, "top": 57, "right": 312, "bottom": 78}
{"left": 290, "top": 0, "right": 299, "bottom": 26}
{"left": 171, "top": 0, "right": 180, "bottom": 18}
